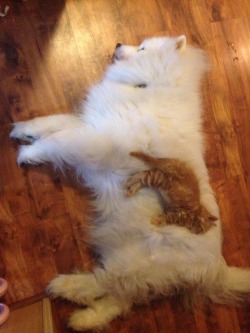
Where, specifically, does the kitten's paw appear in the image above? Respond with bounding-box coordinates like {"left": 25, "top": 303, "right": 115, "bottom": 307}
{"left": 10, "top": 122, "right": 39, "bottom": 142}
{"left": 151, "top": 213, "right": 166, "bottom": 226}
{"left": 125, "top": 186, "right": 138, "bottom": 197}
{"left": 124, "top": 179, "right": 142, "bottom": 197}
{"left": 17, "top": 145, "right": 43, "bottom": 166}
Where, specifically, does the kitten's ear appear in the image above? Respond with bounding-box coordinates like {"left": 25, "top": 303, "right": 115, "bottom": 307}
{"left": 207, "top": 214, "right": 218, "bottom": 222}
{"left": 176, "top": 35, "right": 186, "bottom": 52}
{"left": 201, "top": 206, "right": 217, "bottom": 224}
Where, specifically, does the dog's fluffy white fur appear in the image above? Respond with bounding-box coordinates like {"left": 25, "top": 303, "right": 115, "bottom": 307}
{"left": 10, "top": 36, "right": 250, "bottom": 331}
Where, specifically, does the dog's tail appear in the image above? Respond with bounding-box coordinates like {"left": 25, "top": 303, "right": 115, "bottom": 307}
{"left": 206, "top": 260, "right": 250, "bottom": 304}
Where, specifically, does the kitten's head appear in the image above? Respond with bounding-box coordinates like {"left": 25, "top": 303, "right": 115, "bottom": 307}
{"left": 194, "top": 207, "right": 217, "bottom": 234}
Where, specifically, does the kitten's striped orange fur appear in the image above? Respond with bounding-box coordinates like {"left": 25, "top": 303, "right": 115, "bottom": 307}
{"left": 126, "top": 152, "right": 217, "bottom": 234}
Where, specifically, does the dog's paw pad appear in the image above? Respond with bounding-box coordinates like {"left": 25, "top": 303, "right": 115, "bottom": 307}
{"left": 10, "top": 122, "right": 39, "bottom": 142}
{"left": 17, "top": 145, "right": 42, "bottom": 166}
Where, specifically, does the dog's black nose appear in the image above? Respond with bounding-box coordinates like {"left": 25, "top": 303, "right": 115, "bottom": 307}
{"left": 116, "top": 43, "right": 122, "bottom": 49}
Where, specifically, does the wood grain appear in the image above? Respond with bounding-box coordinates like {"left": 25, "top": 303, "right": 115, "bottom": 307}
{"left": 0, "top": 298, "right": 56, "bottom": 333}
{"left": 0, "top": 300, "right": 43, "bottom": 333}
{"left": 0, "top": 0, "right": 249, "bottom": 332}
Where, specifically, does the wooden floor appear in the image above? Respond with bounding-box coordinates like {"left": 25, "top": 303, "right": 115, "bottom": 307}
{"left": 0, "top": 0, "right": 250, "bottom": 332}
{"left": 0, "top": 298, "right": 55, "bottom": 333}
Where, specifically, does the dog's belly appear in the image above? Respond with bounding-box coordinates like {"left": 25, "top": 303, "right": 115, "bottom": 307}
{"left": 90, "top": 182, "right": 222, "bottom": 269}
{"left": 79, "top": 79, "right": 222, "bottom": 274}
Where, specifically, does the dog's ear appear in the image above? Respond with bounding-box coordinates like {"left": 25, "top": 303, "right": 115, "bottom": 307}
{"left": 176, "top": 35, "right": 186, "bottom": 52}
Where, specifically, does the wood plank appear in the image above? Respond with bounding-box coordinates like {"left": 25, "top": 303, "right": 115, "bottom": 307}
{"left": 43, "top": 298, "right": 54, "bottom": 333}
{"left": 0, "top": 300, "right": 43, "bottom": 333}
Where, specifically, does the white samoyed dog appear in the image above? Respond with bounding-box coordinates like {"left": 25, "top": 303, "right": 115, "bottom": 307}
{"left": 10, "top": 36, "right": 250, "bottom": 331}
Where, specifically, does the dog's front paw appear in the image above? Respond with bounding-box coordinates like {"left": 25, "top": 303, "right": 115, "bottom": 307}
{"left": 10, "top": 122, "right": 39, "bottom": 142}
{"left": 47, "top": 275, "right": 72, "bottom": 299}
{"left": 17, "top": 145, "right": 43, "bottom": 166}
{"left": 47, "top": 273, "right": 105, "bottom": 305}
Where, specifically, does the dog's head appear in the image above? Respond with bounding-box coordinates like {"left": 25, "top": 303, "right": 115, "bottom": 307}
{"left": 113, "top": 36, "right": 186, "bottom": 62}
{"left": 105, "top": 36, "right": 207, "bottom": 88}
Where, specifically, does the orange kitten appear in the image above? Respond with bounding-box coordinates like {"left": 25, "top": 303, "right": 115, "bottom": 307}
{"left": 125, "top": 152, "right": 217, "bottom": 234}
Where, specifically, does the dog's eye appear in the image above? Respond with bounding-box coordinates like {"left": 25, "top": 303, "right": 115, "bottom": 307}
{"left": 138, "top": 47, "right": 145, "bottom": 52}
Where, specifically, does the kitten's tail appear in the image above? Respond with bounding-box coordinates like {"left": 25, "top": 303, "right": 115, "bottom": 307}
{"left": 130, "top": 151, "right": 160, "bottom": 168}
{"left": 130, "top": 151, "right": 180, "bottom": 171}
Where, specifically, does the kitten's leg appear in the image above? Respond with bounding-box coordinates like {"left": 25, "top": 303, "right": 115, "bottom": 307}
{"left": 125, "top": 170, "right": 149, "bottom": 196}
{"left": 151, "top": 211, "right": 183, "bottom": 227}
{"left": 160, "top": 210, "right": 215, "bottom": 234}
{"left": 125, "top": 169, "right": 167, "bottom": 196}
{"left": 10, "top": 114, "right": 80, "bottom": 142}
{"left": 151, "top": 211, "right": 193, "bottom": 228}
{"left": 47, "top": 273, "right": 105, "bottom": 306}
{"left": 130, "top": 151, "right": 186, "bottom": 179}
{"left": 68, "top": 295, "right": 126, "bottom": 332}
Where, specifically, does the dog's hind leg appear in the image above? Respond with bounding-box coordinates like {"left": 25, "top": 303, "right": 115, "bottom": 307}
{"left": 48, "top": 273, "right": 128, "bottom": 330}
{"left": 68, "top": 295, "right": 127, "bottom": 332}
{"left": 47, "top": 273, "right": 106, "bottom": 306}
{"left": 10, "top": 114, "right": 81, "bottom": 142}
